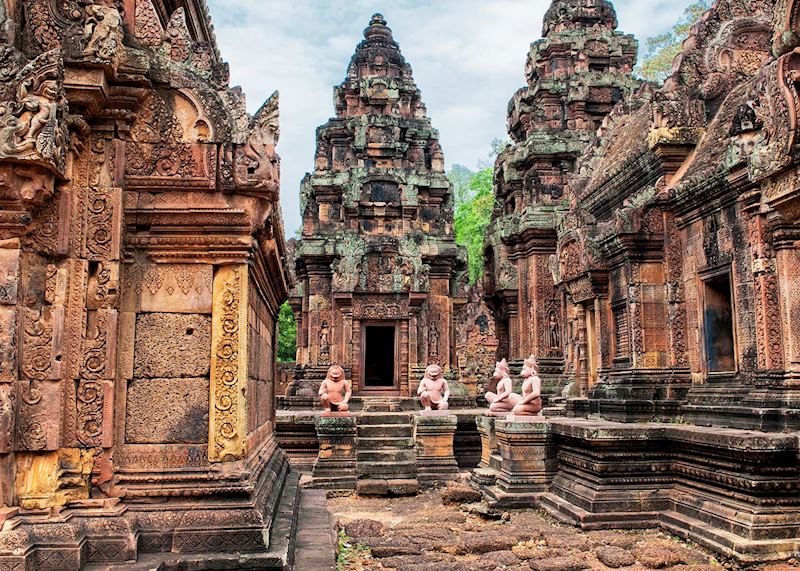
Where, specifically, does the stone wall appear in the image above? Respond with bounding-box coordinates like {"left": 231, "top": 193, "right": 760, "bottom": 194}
{"left": 0, "top": 1, "right": 293, "bottom": 568}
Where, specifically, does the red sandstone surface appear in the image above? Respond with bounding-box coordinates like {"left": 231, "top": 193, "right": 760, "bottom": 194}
{"left": 330, "top": 485, "right": 734, "bottom": 571}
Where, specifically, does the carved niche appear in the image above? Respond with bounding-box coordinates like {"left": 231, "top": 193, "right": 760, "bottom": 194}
{"left": 125, "top": 90, "right": 216, "bottom": 190}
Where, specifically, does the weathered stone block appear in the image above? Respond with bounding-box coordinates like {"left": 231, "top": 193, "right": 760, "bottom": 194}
{"left": 133, "top": 313, "right": 211, "bottom": 378}
{"left": 312, "top": 414, "right": 357, "bottom": 490}
{"left": 15, "top": 379, "right": 63, "bottom": 451}
{"left": 0, "top": 383, "right": 13, "bottom": 453}
{"left": 0, "top": 249, "right": 19, "bottom": 305}
{"left": 14, "top": 448, "right": 96, "bottom": 509}
{"left": 494, "top": 419, "right": 557, "bottom": 505}
{"left": 414, "top": 414, "right": 459, "bottom": 487}
{"left": 0, "top": 308, "right": 16, "bottom": 383}
{"left": 139, "top": 263, "right": 213, "bottom": 314}
{"left": 125, "top": 377, "right": 209, "bottom": 444}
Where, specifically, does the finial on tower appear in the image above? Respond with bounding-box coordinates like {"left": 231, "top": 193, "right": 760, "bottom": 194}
{"left": 364, "top": 13, "right": 393, "bottom": 42}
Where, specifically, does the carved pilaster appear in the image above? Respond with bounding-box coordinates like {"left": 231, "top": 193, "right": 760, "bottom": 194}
{"left": 209, "top": 265, "right": 248, "bottom": 462}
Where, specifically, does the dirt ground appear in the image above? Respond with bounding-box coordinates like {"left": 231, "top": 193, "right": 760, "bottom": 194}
{"left": 328, "top": 483, "right": 791, "bottom": 571}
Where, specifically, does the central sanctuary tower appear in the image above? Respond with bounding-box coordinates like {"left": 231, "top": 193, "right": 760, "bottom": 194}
{"left": 290, "top": 14, "right": 465, "bottom": 398}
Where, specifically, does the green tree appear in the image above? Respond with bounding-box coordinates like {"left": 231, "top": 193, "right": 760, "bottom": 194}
{"left": 277, "top": 301, "right": 297, "bottom": 362}
{"left": 448, "top": 163, "right": 476, "bottom": 207}
{"left": 637, "top": 1, "right": 711, "bottom": 83}
{"left": 454, "top": 168, "right": 495, "bottom": 284}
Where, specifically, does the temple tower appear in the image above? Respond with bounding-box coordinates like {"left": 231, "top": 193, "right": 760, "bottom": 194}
{"left": 483, "top": 0, "right": 638, "bottom": 394}
{"left": 290, "top": 14, "right": 464, "bottom": 398}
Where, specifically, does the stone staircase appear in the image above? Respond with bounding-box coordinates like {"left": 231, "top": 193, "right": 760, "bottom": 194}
{"left": 355, "top": 406, "right": 418, "bottom": 496}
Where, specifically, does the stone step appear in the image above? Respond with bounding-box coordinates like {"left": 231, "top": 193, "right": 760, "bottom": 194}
{"left": 361, "top": 399, "right": 404, "bottom": 413}
{"left": 357, "top": 424, "right": 413, "bottom": 438}
{"left": 358, "top": 436, "right": 415, "bottom": 448}
{"left": 357, "top": 413, "right": 412, "bottom": 425}
{"left": 357, "top": 460, "right": 418, "bottom": 478}
{"left": 356, "top": 478, "right": 419, "bottom": 496}
{"left": 356, "top": 449, "right": 415, "bottom": 463}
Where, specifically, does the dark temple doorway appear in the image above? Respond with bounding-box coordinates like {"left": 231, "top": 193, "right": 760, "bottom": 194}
{"left": 703, "top": 273, "right": 736, "bottom": 373}
{"left": 362, "top": 325, "right": 397, "bottom": 391}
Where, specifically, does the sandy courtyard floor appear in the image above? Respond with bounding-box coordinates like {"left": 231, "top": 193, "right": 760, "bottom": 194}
{"left": 326, "top": 483, "right": 786, "bottom": 571}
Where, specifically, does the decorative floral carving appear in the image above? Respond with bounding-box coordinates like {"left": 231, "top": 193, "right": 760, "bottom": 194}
{"left": 76, "top": 379, "right": 103, "bottom": 447}
{"left": 81, "top": 311, "right": 108, "bottom": 380}
{"left": 18, "top": 380, "right": 46, "bottom": 450}
{"left": 21, "top": 307, "right": 53, "bottom": 381}
{"left": 210, "top": 267, "right": 246, "bottom": 462}
{"left": 175, "top": 266, "right": 194, "bottom": 295}
{"left": 134, "top": 0, "right": 164, "bottom": 49}
{"left": 164, "top": 8, "right": 191, "bottom": 64}
{"left": 142, "top": 265, "right": 164, "bottom": 296}
{"left": 498, "top": 260, "right": 518, "bottom": 290}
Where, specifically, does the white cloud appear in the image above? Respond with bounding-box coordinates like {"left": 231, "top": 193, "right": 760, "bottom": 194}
{"left": 207, "top": 0, "right": 698, "bottom": 235}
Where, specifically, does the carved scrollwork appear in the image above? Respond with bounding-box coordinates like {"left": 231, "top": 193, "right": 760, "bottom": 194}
{"left": 209, "top": 266, "right": 247, "bottom": 462}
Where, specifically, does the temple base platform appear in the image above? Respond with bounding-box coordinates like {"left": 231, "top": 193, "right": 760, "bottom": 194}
{"left": 470, "top": 415, "right": 800, "bottom": 566}
{"left": 0, "top": 445, "right": 301, "bottom": 570}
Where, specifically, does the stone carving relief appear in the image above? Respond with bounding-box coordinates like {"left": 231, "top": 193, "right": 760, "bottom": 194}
{"left": 331, "top": 233, "right": 367, "bottom": 292}
{"left": 23, "top": 0, "right": 85, "bottom": 55}
{"left": 81, "top": 5, "right": 123, "bottom": 63}
{"left": 428, "top": 322, "right": 440, "bottom": 358}
{"left": 0, "top": 382, "right": 14, "bottom": 452}
{"left": 17, "top": 380, "right": 47, "bottom": 450}
{"left": 0, "top": 308, "right": 17, "bottom": 384}
{"left": 234, "top": 91, "right": 279, "bottom": 192}
{"left": 134, "top": 0, "right": 164, "bottom": 49}
{"left": 498, "top": 260, "right": 518, "bottom": 290}
{"left": 319, "top": 320, "right": 331, "bottom": 364}
{"left": 125, "top": 90, "right": 214, "bottom": 187}
{"left": 164, "top": 8, "right": 192, "bottom": 64}
{"left": 76, "top": 379, "right": 104, "bottom": 447}
{"left": 0, "top": 50, "right": 68, "bottom": 176}
{"left": 352, "top": 295, "right": 409, "bottom": 320}
{"left": 209, "top": 266, "right": 247, "bottom": 462}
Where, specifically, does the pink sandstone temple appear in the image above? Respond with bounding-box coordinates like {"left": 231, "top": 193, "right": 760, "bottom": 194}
{"left": 0, "top": 0, "right": 799, "bottom": 568}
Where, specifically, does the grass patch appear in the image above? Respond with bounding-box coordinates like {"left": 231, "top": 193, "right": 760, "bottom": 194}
{"left": 336, "top": 530, "right": 372, "bottom": 571}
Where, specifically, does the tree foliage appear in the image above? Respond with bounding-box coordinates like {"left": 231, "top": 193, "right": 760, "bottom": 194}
{"left": 277, "top": 301, "right": 297, "bottom": 362}
{"left": 637, "top": 1, "right": 710, "bottom": 83}
{"left": 448, "top": 163, "right": 475, "bottom": 206}
{"left": 453, "top": 168, "right": 495, "bottom": 284}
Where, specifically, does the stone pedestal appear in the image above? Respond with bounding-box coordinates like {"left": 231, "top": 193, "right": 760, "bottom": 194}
{"left": 414, "top": 414, "right": 459, "bottom": 487}
{"left": 471, "top": 414, "right": 501, "bottom": 489}
{"left": 311, "top": 415, "right": 357, "bottom": 491}
{"left": 492, "top": 418, "right": 556, "bottom": 507}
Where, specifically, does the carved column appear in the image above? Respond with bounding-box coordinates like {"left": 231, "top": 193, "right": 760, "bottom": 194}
{"left": 576, "top": 304, "right": 589, "bottom": 396}
{"left": 751, "top": 216, "right": 784, "bottom": 373}
{"left": 306, "top": 262, "right": 332, "bottom": 367}
{"left": 774, "top": 226, "right": 800, "bottom": 373}
{"left": 209, "top": 265, "right": 249, "bottom": 463}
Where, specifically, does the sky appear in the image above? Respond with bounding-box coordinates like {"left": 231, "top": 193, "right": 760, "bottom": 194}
{"left": 206, "top": 0, "right": 697, "bottom": 235}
